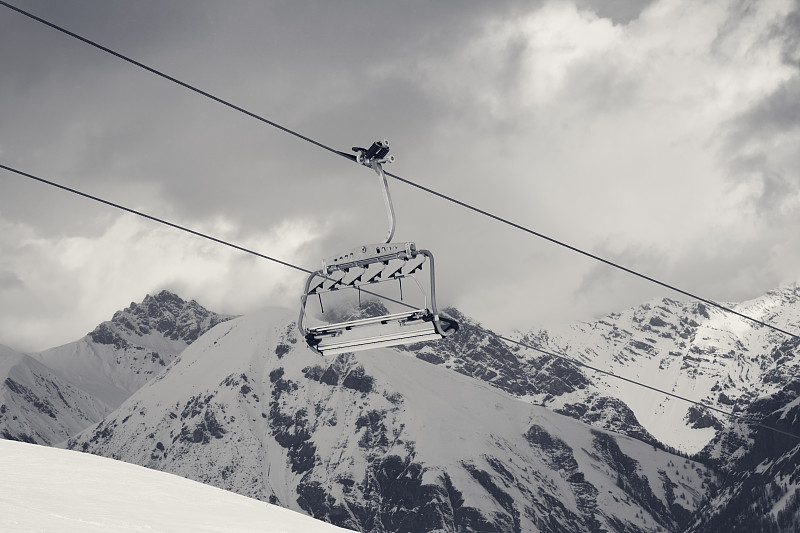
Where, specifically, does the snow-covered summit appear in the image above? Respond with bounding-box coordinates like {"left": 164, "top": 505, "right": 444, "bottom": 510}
{"left": 69, "top": 307, "right": 712, "bottom": 533}
{"left": 519, "top": 283, "right": 800, "bottom": 453}
{"left": 92, "top": 289, "right": 234, "bottom": 348}
{"left": 33, "top": 291, "right": 232, "bottom": 410}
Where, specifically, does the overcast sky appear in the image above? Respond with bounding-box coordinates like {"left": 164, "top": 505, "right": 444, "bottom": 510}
{"left": 1, "top": 0, "right": 798, "bottom": 352}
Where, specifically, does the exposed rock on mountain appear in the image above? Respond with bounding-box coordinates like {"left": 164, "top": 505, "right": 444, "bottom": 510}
{"left": 687, "top": 379, "right": 800, "bottom": 532}
{"left": 0, "top": 344, "right": 106, "bottom": 444}
{"left": 7, "top": 283, "right": 800, "bottom": 531}
{"left": 0, "top": 291, "right": 231, "bottom": 444}
{"left": 519, "top": 284, "right": 800, "bottom": 453}
{"left": 401, "top": 307, "right": 658, "bottom": 445}
{"left": 69, "top": 308, "right": 711, "bottom": 533}
{"left": 35, "top": 290, "right": 232, "bottom": 409}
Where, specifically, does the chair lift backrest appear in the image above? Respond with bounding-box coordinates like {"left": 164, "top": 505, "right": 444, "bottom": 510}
{"left": 298, "top": 247, "right": 457, "bottom": 356}
{"left": 299, "top": 139, "right": 457, "bottom": 355}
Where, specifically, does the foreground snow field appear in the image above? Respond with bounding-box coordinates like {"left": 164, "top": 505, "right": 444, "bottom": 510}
{"left": 0, "top": 439, "right": 352, "bottom": 533}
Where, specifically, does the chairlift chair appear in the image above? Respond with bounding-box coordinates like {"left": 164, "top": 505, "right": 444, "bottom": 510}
{"left": 298, "top": 140, "right": 458, "bottom": 356}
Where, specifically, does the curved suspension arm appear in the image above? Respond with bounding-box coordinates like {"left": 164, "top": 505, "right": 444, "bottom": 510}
{"left": 417, "top": 249, "right": 458, "bottom": 337}
{"left": 298, "top": 272, "right": 317, "bottom": 349}
{"left": 371, "top": 161, "right": 396, "bottom": 244}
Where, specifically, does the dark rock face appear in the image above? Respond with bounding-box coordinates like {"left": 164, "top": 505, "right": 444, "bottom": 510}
{"left": 400, "top": 307, "right": 589, "bottom": 399}
{"left": 592, "top": 431, "right": 682, "bottom": 531}
{"left": 463, "top": 463, "right": 521, "bottom": 533}
{"left": 178, "top": 394, "right": 227, "bottom": 445}
{"left": 685, "top": 405, "right": 724, "bottom": 431}
{"left": 179, "top": 409, "right": 226, "bottom": 444}
{"left": 275, "top": 323, "right": 298, "bottom": 359}
{"left": 690, "top": 379, "right": 800, "bottom": 533}
{"left": 4, "top": 378, "right": 57, "bottom": 419}
{"left": 269, "top": 368, "right": 316, "bottom": 475}
{"left": 88, "top": 323, "right": 131, "bottom": 349}
{"left": 303, "top": 356, "right": 376, "bottom": 393}
{"left": 295, "top": 454, "right": 473, "bottom": 533}
{"left": 90, "top": 290, "right": 232, "bottom": 345}
{"left": 555, "top": 395, "right": 658, "bottom": 445}
{"left": 525, "top": 425, "right": 603, "bottom": 533}
{"left": 341, "top": 367, "right": 374, "bottom": 394}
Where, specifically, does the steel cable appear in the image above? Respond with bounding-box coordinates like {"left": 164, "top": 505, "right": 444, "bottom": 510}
{"left": 3, "top": 162, "right": 798, "bottom": 442}
{"left": 1, "top": 0, "right": 798, "bottom": 341}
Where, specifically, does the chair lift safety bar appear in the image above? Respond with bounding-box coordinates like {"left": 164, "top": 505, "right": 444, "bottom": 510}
{"left": 298, "top": 140, "right": 458, "bottom": 355}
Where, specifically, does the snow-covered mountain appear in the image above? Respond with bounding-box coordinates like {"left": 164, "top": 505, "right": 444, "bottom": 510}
{"left": 6, "top": 284, "right": 800, "bottom": 531}
{"left": 0, "top": 439, "right": 352, "bottom": 532}
{"left": 400, "top": 307, "right": 659, "bottom": 445}
{"left": 69, "top": 308, "right": 712, "bottom": 533}
{"left": 0, "top": 291, "right": 231, "bottom": 445}
{"left": 34, "top": 290, "right": 232, "bottom": 409}
{"left": 687, "top": 377, "right": 800, "bottom": 531}
{"left": 518, "top": 283, "right": 800, "bottom": 453}
{"left": 0, "top": 344, "right": 106, "bottom": 444}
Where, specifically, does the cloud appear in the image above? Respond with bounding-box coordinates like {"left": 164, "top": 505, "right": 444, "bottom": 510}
{"left": 2, "top": 0, "right": 799, "bottom": 350}
{"left": 574, "top": 0, "right": 657, "bottom": 25}
{"left": 407, "top": 0, "right": 800, "bottom": 330}
{"left": 0, "top": 211, "right": 322, "bottom": 352}
{"left": 709, "top": 0, "right": 800, "bottom": 215}
{"left": 0, "top": 270, "right": 24, "bottom": 291}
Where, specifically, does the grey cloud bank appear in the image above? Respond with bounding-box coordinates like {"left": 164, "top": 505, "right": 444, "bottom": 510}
{"left": 1, "top": 0, "right": 798, "bottom": 351}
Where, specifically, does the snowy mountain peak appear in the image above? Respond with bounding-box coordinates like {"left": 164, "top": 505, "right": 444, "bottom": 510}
{"left": 2, "top": 292, "right": 235, "bottom": 444}
{"left": 36, "top": 291, "right": 234, "bottom": 412}
{"left": 0, "top": 346, "right": 106, "bottom": 444}
{"left": 95, "top": 289, "right": 233, "bottom": 345}
{"left": 520, "top": 282, "right": 800, "bottom": 453}
{"left": 68, "top": 308, "right": 712, "bottom": 533}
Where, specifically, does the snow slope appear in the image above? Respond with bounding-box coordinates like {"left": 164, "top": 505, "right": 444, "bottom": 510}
{"left": 0, "top": 439, "right": 352, "bottom": 532}
{"left": 401, "top": 307, "right": 658, "bottom": 444}
{"left": 688, "top": 379, "right": 800, "bottom": 532}
{"left": 520, "top": 284, "right": 800, "bottom": 453}
{"left": 34, "top": 290, "right": 231, "bottom": 409}
{"left": 0, "top": 344, "right": 106, "bottom": 444}
{"left": 69, "top": 307, "right": 712, "bottom": 532}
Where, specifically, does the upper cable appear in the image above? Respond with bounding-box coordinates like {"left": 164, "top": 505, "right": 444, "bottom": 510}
{"left": 2, "top": 0, "right": 796, "bottom": 342}
{"left": 1, "top": 0, "right": 797, "bottom": 341}
{"left": 2, "top": 161, "right": 798, "bottom": 441}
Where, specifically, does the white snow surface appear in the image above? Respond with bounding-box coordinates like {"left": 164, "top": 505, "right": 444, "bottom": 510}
{"left": 521, "top": 284, "right": 800, "bottom": 453}
{"left": 0, "top": 439, "right": 352, "bottom": 533}
{"left": 68, "top": 307, "right": 711, "bottom": 532}
{"left": 34, "top": 328, "right": 189, "bottom": 409}
{"left": 0, "top": 293, "right": 229, "bottom": 445}
{"left": 33, "top": 290, "right": 230, "bottom": 410}
{"left": 0, "top": 344, "right": 107, "bottom": 444}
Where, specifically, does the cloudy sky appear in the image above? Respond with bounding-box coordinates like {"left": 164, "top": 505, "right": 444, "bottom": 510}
{"left": 1, "top": 0, "right": 798, "bottom": 352}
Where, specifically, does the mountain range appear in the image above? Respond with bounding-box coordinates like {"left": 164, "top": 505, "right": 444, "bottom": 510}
{"left": 518, "top": 285, "right": 800, "bottom": 454}
{"left": 2, "top": 286, "right": 800, "bottom": 531}
{"left": 0, "top": 291, "right": 230, "bottom": 445}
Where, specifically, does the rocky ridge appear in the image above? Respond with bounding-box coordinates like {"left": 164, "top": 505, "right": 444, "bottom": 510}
{"left": 34, "top": 290, "right": 233, "bottom": 409}
{"left": 518, "top": 283, "right": 800, "bottom": 453}
{"left": 68, "top": 308, "right": 711, "bottom": 533}
{"left": 0, "top": 344, "right": 106, "bottom": 444}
